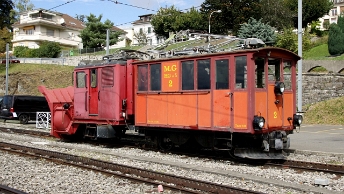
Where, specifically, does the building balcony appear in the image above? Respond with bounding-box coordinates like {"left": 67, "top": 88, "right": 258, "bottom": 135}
{"left": 12, "top": 34, "right": 80, "bottom": 46}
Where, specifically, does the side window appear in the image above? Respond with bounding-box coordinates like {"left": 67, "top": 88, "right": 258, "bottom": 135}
{"left": 268, "top": 58, "right": 281, "bottom": 81}
{"left": 235, "top": 56, "right": 247, "bottom": 89}
{"left": 182, "top": 61, "right": 194, "bottom": 90}
{"left": 138, "top": 65, "right": 148, "bottom": 91}
{"left": 197, "top": 59, "right": 211, "bottom": 90}
{"left": 90, "top": 69, "right": 97, "bottom": 88}
{"left": 283, "top": 61, "right": 292, "bottom": 90}
{"left": 150, "top": 64, "right": 161, "bottom": 91}
{"left": 255, "top": 57, "right": 265, "bottom": 88}
{"left": 76, "top": 71, "right": 86, "bottom": 88}
{"left": 215, "top": 59, "right": 229, "bottom": 89}
{"left": 101, "top": 67, "right": 114, "bottom": 87}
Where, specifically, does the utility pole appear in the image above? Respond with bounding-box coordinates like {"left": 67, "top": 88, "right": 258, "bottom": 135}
{"left": 5, "top": 42, "right": 9, "bottom": 95}
{"left": 106, "top": 29, "right": 110, "bottom": 55}
{"left": 297, "top": 0, "right": 302, "bottom": 112}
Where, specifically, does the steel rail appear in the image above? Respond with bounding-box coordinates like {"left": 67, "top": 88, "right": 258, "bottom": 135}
{"left": 0, "top": 142, "right": 262, "bottom": 194}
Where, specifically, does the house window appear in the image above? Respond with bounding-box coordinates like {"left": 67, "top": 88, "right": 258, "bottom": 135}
{"left": 139, "top": 28, "right": 143, "bottom": 33}
{"left": 47, "top": 29, "right": 54, "bottom": 36}
{"left": 148, "top": 27, "right": 151, "bottom": 34}
{"left": 331, "top": 9, "right": 338, "bottom": 16}
{"left": 26, "top": 29, "right": 34, "bottom": 35}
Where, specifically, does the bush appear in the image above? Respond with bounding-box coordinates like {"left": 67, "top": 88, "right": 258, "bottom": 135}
{"left": 13, "top": 41, "right": 62, "bottom": 58}
{"left": 275, "top": 28, "right": 312, "bottom": 53}
{"left": 37, "top": 41, "right": 61, "bottom": 58}
{"left": 328, "top": 23, "right": 344, "bottom": 56}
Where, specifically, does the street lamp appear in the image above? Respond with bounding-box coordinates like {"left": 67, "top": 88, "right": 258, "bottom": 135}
{"left": 208, "top": 10, "right": 221, "bottom": 49}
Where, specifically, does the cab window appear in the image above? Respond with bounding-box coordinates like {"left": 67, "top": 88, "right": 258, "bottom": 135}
{"left": 150, "top": 64, "right": 161, "bottom": 91}
{"left": 268, "top": 58, "right": 281, "bottom": 81}
{"left": 235, "top": 56, "right": 247, "bottom": 89}
{"left": 283, "top": 61, "right": 292, "bottom": 90}
{"left": 76, "top": 72, "right": 86, "bottom": 88}
{"left": 255, "top": 57, "right": 265, "bottom": 88}
{"left": 197, "top": 59, "right": 210, "bottom": 90}
{"left": 215, "top": 59, "right": 229, "bottom": 89}
{"left": 182, "top": 61, "right": 194, "bottom": 90}
{"left": 138, "top": 65, "right": 148, "bottom": 91}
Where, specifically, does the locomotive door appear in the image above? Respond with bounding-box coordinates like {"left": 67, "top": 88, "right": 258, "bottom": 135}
{"left": 74, "top": 70, "right": 88, "bottom": 118}
{"left": 267, "top": 58, "right": 283, "bottom": 127}
{"left": 232, "top": 56, "right": 248, "bottom": 131}
{"left": 213, "top": 58, "right": 231, "bottom": 128}
{"left": 88, "top": 68, "right": 98, "bottom": 115}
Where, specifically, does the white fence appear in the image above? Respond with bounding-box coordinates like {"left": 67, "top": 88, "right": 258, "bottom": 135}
{"left": 36, "top": 112, "right": 51, "bottom": 129}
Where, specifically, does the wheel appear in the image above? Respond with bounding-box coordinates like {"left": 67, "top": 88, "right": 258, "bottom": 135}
{"left": 19, "top": 114, "right": 29, "bottom": 124}
{"left": 158, "top": 137, "right": 173, "bottom": 151}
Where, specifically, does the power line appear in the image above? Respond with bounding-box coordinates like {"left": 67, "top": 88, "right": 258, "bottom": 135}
{"left": 47, "top": 0, "right": 77, "bottom": 11}
{"left": 107, "top": 0, "right": 156, "bottom": 12}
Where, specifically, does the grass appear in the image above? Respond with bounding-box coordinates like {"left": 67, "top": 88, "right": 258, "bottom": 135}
{"left": 303, "top": 44, "right": 344, "bottom": 60}
{"left": 0, "top": 63, "right": 74, "bottom": 96}
{"left": 303, "top": 96, "right": 344, "bottom": 125}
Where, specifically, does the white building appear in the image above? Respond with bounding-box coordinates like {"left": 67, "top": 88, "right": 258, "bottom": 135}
{"left": 319, "top": 0, "right": 344, "bottom": 30}
{"left": 12, "top": 9, "right": 85, "bottom": 49}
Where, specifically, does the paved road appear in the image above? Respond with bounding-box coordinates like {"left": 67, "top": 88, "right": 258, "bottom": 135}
{"left": 289, "top": 124, "right": 344, "bottom": 154}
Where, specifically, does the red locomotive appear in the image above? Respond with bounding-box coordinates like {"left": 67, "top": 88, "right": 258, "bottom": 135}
{"left": 39, "top": 39, "right": 303, "bottom": 159}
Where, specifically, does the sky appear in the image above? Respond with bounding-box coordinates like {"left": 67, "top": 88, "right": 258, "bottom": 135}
{"left": 30, "top": 0, "right": 204, "bottom": 29}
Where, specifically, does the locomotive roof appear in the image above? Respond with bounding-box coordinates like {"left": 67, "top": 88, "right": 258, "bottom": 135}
{"left": 131, "top": 47, "right": 301, "bottom": 64}
{"left": 75, "top": 46, "right": 300, "bottom": 68}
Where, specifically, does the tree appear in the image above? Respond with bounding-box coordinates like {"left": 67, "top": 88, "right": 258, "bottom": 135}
{"left": 10, "top": 0, "right": 34, "bottom": 25}
{"left": 150, "top": 6, "right": 184, "bottom": 38}
{"left": 0, "top": 28, "right": 13, "bottom": 53}
{"left": 275, "top": 28, "right": 312, "bottom": 53}
{"left": 237, "top": 18, "right": 276, "bottom": 44}
{"left": 151, "top": 6, "right": 206, "bottom": 38}
{"left": 285, "top": 0, "right": 333, "bottom": 29}
{"left": 75, "top": 14, "right": 87, "bottom": 23}
{"left": 259, "top": 0, "right": 294, "bottom": 31}
{"left": 0, "top": 0, "right": 14, "bottom": 29}
{"left": 328, "top": 23, "right": 344, "bottom": 56}
{"left": 133, "top": 29, "right": 148, "bottom": 45}
{"left": 200, "top": 0, "right": 262, "bottom": 35}
{"left": 79, "top": 14, "right": 122, "bottom": 48}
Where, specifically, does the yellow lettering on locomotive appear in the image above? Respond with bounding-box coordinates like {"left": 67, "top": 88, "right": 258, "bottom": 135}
{"left": 273, "top": 111, "right": 278, "bottom": 119}
{"left": 164, "top": 64, "right": 177, "bottom": 72}
{"left": 164, "top": 73, "right": 171, "bottom": 78}
{"left": 235, "top": 124, "right": 247, "bottom": 128}
{"left": 168, "top": 80, "right": 173, "bottom": 87}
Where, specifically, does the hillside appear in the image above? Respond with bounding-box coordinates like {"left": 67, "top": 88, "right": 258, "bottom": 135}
{"left": 0, "top": 64, "right": 74, "bottom": 96}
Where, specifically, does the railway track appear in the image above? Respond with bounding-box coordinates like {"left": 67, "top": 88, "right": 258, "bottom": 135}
{"left": 0, "top": 142, "right": 262, "bottom": 194}
{"left": 1, "top": 126, "right": 344, "bottom": 176}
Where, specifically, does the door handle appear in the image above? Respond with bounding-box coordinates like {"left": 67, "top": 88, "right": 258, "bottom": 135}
{"left": 98, "top": 91, "right": 100, "bottom": 101}
{"left": 225, "top": 92, "right": 233, "bottom": 97}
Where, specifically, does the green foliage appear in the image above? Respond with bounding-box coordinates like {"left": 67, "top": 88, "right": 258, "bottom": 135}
{"left": 323, "top": 20, "right": 330, "bottom": 30}
{"left": 259, "top": 0, "right": 294, "bottom": 31}
{"left": 275, "top": 28, "right": 312, "bottom": 53}
{"left": 79, "top": 14, "right": 122, "bottom": 48}
{"left": 328, "top": 23, "right": 344, "bottom": 56}
{"left": 150, "top": 6, "right": 206, "bottom": 38}
{"left": 200, "top": 0, "right": 262, "bottom": 35}
{"left": 337, "top": 15, "right": 344, "bottom": 32}
{"left": 0, "top": 27, "right": 12, "bottom": 52}
{"left": 14, "top": 41, "right": 61, "bottom": 58}
{"left": 0, "top": 0, "right": 14, "bottom": 29}
{"left": 237, "top": 18, "right": 276, "bottom": 44}
{"left": 11, "top": 0, "right": 35, "bottom": 24}
{"left": 285, "top": 0, "right": 333, "bottom": 29}
{"left": 36, "top": 41, "right": 61, "bottom": 58}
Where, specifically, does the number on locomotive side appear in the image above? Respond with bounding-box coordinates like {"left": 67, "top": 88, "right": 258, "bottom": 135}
{"left": 168, "top": 80, "right": 173, "bottom": 87}
{"left": 273, "top": 111, "right": 278, "bottom": 119}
